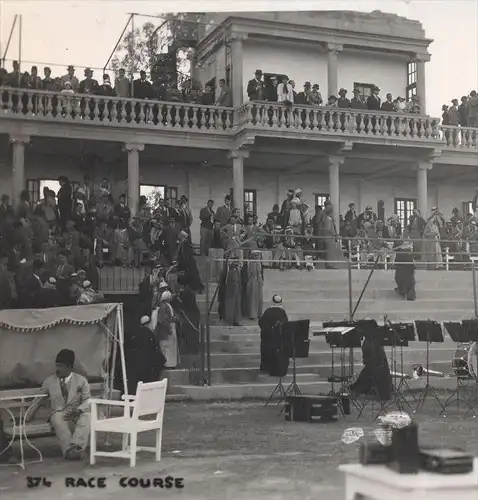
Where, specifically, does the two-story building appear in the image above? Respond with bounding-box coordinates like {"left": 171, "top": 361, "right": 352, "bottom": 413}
{"left": 0, "top": 10, "right": 476, "bottom": 243}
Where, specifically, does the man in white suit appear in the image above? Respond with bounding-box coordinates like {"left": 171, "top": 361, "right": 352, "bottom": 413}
{"left": 26, "top": 349, "right": 91, "bottom": 460}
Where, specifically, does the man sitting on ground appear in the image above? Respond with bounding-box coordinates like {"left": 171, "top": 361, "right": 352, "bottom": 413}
{"left": 26, "top": 349, "right": 91, "bottom": 460}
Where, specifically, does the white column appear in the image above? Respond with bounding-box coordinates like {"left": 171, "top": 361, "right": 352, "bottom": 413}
{"left": 414, "top": 54, "right": 429, "bottom": 115}
{"left": 228, "top": 150, "right": 249, "bottom": 217}
{"left": 417, "top": 161, "right": 432, "bottom": 217}
{"left": 10, "top": 134, "right": 30, "bottom": 207}
{"left": 230, "top": 33, "right": 247, "bottom": 107}
{"left": 357, "top": 177, "right": 363, "bottom": 213}
{"left": 124, "top": 143, "right": 144, "bottom": 216}
{"left": 328, "top": 155, "right": 345, "bottom": 231}
{"left": 327, "top": 43, "right": 343, "bottom": 98}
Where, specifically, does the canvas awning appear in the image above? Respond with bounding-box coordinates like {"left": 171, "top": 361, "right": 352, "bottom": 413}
{"left": 0, "top": 303, "right": 118, "bottom": 332}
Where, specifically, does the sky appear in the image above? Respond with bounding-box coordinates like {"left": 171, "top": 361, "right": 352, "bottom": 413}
{"left": 0, "top": 0, "right": 477, "bottom": 117}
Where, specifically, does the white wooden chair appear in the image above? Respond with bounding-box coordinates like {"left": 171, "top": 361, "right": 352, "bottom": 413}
{"left": 89, "top": 379, "right": 168, "bottom": 467}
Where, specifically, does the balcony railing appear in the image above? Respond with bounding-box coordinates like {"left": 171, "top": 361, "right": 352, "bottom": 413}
{"left": 1, "top": 86, "right": 477, "bottom": 150}
{"left": 238, "top": 101, "right": 442, "bottom": 142}
{"left": 0, "top": 87, "right": 234, "bottom": 132}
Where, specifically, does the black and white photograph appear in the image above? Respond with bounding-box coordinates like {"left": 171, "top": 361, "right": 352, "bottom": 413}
{"left": 0, "top": 0, "right": 477, "bottom": 498}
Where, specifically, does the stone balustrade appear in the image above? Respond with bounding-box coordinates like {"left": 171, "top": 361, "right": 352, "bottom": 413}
{"left": 237, "top": 101, "right": 442, "bottom": 141}
{"left": 0, "top": 86, "right": 477, "bottom": 150}
{"left": 441, "top": 125, "right": 477, "bottom": 149}
{"left": 0, "top": 87, "right": 234, "bottom": 132}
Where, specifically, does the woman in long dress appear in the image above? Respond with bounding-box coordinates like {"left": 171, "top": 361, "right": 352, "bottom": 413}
{"left": 422, "top": 209, "right": 443, "bottom": 269}
{"left": 223, "top": 259, "right": 242, "bottom": 326}
{"left": 245, "top": 251, "right": 264, "bottom": 320}
{"left": 407, "top": 209, "right": 425, "bottom": 263}
{"left": 155, "top": 290, "right": 178, "bottom": 368}
{"left": 320, "top": 204, "right": 344, "bottom": 269}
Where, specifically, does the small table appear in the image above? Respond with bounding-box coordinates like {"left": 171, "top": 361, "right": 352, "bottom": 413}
{"left": 339, "top": 459, "right": 478, "bottom": 500}
{"left": 0, "top": 392, "right": 47, "bottom": 469}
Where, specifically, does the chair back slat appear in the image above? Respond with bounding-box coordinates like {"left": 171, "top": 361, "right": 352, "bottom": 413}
{"left": 131, "top": 379, "right": 168, "bottom": 419}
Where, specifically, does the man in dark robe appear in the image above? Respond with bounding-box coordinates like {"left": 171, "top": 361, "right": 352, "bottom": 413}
{"left": 126, "top": 316, "right": 166, "bottom": 394}
{"left": 174, "top": 278, "right": 201, "bottom": 356}
{"left": 218, "top": 259, "right": 242, "bottom": 326}
{"left": 350, "top": 324, "right": 392, "bottom": 401}
{"left": 176, "top": 230, "right": 204, "bottom": 293}
{"left": 258, "top": 294, "right": 289, "bottom": 374}
{"left": 394, "top": 240, "right": 416, "bottom": 301}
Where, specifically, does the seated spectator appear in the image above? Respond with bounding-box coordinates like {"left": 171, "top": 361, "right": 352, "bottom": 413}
{"left": 26, "top": 349, "right": 91, "bottom": 460}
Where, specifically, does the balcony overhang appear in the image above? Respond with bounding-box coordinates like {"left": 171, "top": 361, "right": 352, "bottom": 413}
{"left": 196, "top": 16, "right": 432, "bottom": 63}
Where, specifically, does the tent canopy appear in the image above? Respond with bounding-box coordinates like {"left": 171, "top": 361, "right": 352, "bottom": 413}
{"left": 0, "top": 303, "right": 118, "bottom": 332}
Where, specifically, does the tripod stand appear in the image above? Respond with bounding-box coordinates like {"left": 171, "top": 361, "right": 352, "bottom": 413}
{"left": 265, "top": 322, "right": 289, "bottom": 407}
{"left": 414, "top": 320, "right": 446, "bottom": 413}
{"left": 284, "top": 320, "right": 310, "bottom": 397}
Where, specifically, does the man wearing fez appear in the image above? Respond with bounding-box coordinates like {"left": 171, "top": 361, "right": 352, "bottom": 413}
{"left": 26, "top": 349, "right": 91, "bottom": 460}
{"left": 258, "top": 294, "right": 289, "bottom": 375}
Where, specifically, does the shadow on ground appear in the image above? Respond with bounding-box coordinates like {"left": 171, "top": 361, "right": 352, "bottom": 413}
{"left": 1, "top": 400, "right": 477, "bottom": 499}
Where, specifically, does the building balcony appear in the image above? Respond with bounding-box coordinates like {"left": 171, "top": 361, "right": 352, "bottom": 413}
{"left": 0, "top": 87, "right": 476, "bottom": 152}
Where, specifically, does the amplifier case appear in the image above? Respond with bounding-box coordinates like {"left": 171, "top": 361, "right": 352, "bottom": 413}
{"left": 285, "top": 395, "right": 338, "bottom": 423}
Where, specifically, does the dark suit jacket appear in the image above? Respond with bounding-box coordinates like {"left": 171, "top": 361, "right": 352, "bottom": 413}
{"left": 247, "top": 79, "right": 265, "bottom": 101}
{"left": 367, "top": 95, "right": 381, "bottom": 111}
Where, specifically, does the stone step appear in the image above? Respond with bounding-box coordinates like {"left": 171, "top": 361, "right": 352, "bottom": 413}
{"left": 165, "top": 357, "right": 458, "bottom": 387}
{"left": 251, "top": 299, "right": 474, "bottom": 314}
{"left": 258, "top": 288, "right": 473, "bottom": 301}
{"left": 174, "top": 375, "right": 461, "bottom": 401}
{"left": 209, "top": 348, "right": 456, "bottom": 369}
{"left": 287, "top": 311, "right": 474, "bottom": 322}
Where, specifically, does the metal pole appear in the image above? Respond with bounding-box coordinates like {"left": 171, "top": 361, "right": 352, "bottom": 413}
{"left": 2, "top": 14, "right": 17, "bottom": 67}
{"left": 103, "top": 13, "right": 133, "bottom": 72}
{"left": 204, "top": 257, "right": 210, "bottom": 385}
{"left": 18, "top": 15, "right": 22, "bottom": 75}
{"left": 348, "top": 259, "right": 354, "bottom": 377}
{"left": 130, "top": 13, "right": 135, "bottom": 98}
{"left": 205, "top": 258, "right": 212, "bottom": 386}
{"left": 473, "top": 262, "right": 478, "bottom": 318}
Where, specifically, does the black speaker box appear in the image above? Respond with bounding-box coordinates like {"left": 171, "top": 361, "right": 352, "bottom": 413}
{"left": 284, "top": 395, "right": 338, "bottom": 423}
{"left": 388, "top": 423, "right": 420, "bottom": 474}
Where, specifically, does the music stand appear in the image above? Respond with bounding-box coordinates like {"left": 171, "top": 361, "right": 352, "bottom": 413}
{"left": 265, "top": 322, "right": 288, "bottom": 407}
{"left": 441, "top": 322, "right": 477, "bottom": 417}
{"left": 414, "top": 320, "right": 446, "bottom": 413}
{"left": 388, "top": 322, "right": 417, "bottom": 404}
{"left": 282, "top": 320, "right": 310, "bottom": 397}
{"left": 378, "top": 325, "right": 411, "bottom": 412}
{"left": 316, "top": 323, "right": 361, "bottom": 416}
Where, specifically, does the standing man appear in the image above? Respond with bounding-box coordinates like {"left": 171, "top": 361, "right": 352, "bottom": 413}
{"left": 215, "top": 195, "right": 232, "bottom": 228}
{"left": 247, "top": 70, "right": 265, "bottom": 101}
{"left": 215, "top": 79, "right": 232, "bottom": 107}
{"left": 61, "top": 65, "right": 79, "bottom": 92}
{"left": 200, "top": 199, "right": 215, "bottom": 256}
{"left": 26, "top": 349, "right": 91, "bottom": 460}
{"left": 258, "top": 294, "right": 289, "bottom": 374}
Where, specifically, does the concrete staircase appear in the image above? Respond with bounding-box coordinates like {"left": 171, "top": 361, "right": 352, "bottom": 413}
{"left": 166, "top": 268, "right": 475, "bottom": 400}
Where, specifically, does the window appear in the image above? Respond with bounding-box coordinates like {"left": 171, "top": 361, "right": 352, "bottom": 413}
{"left": 229, "top": 188, "right": 257, "bottom": 214}
{"left": 353, "top": 83, "right": 375, "bottom": 101}
{"left": 315, "top": 193, "right": 329, "bottom": 208}
{"left": 28, "top": 178, "right": 79, "bottom": 204}
{"left": 463, "top": 201, "right": 474, "bottom": 216}
{"left": 244, "top": 189, "right": 257, "bottom": 215}
{"left": 406, "top": 62, "right": 417, "bottom": 101}
{"left": 167, "top": 186, "right": 178, "bottom": 207}
{"left": 395, "top": 198, "right": 416, "bottom": 229}
{"left": 140, "top": 184, "right": 178, "bottom": 207}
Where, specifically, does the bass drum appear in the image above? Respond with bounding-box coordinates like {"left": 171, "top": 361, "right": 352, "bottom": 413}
{"left": 452, "top": 342, "right": 478, "bottom": 379}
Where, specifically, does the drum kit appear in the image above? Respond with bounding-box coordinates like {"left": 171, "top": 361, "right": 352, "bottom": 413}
{"left": 452, "top": 342, "right": 478, "bottom": 380}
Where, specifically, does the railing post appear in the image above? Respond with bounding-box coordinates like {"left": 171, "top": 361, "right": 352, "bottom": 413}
{"left": 204, "top": 256, "right": 210, "bottom": 386}
{"left": 348, "top": 259, "right": 354, "bottom": 378}
{"left": 445, "top": 247, "right": 450, "bottom": 271}
{"left": 473, "top": 261, "right": 478, "bottom": 319}
{"left": 205, "top": 256, "right": 212, "bottom": 386}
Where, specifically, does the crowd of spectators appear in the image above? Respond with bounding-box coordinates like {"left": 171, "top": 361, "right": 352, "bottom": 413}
{"left": 199, "top": 189, "right": 478, "bottom": 272}
{"left": 0, "top": 175, "right": 204, "bottom": 311}
{"left": 442, "top": 91, "right": 478, "bottom": 128}
{"left": 0, "top": 61, "right": 230, "bottom": 106}
{"left": 246, "top": 69, "right": 422, "bottom": 114}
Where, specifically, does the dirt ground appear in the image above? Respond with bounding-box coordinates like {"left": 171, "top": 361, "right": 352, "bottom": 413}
{"left": 1, "top": 400, "right": 478, "bottom": 500}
